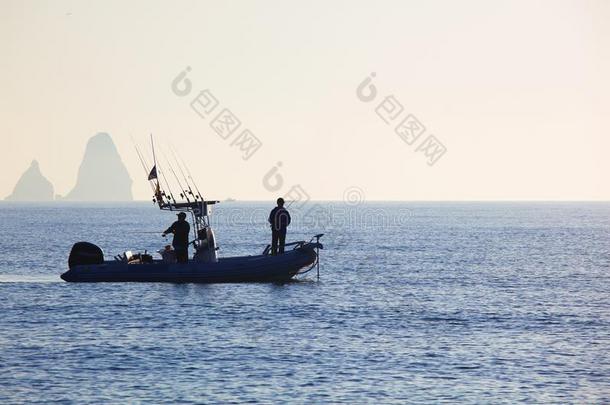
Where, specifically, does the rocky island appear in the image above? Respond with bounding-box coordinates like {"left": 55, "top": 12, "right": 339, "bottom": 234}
{"left": 64, "top": 132, "right": 133, "bottom": 201}
{"left": 4, "top": 160, "right": 54, "bottom": 201}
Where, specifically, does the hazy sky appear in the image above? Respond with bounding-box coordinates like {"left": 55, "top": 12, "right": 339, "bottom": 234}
{"left": 1, "top": 0, "right": 608, "bottom": 201}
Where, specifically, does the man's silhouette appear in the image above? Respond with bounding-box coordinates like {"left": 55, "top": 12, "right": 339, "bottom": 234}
{"left": 268, "top": 198, "right": 291, "bottom": 255}
{"left": 162, "top": 212, "right": 190, "bottom": 263}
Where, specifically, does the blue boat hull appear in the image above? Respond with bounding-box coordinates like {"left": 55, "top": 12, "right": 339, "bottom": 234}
{"left": 61, "top": 246, "right": 318, "bottom": 283}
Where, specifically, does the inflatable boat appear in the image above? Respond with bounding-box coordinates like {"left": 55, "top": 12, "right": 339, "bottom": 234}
{"left": 61, "top": 238, "right": 323, "bottom": 283}
{"left": 61, "top": 138, "right": 325, "bottom": 284}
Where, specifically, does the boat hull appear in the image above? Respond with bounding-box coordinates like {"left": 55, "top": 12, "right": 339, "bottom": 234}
{"left": 61, "top": 246, "right": 317, "bottom": 283}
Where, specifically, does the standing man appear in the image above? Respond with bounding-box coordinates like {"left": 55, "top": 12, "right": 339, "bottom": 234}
{"left": 162, "top": 212, "right": 190, "bottom": 263}
{"left": 268, "top": 197, "right": 291, "bottom": 255}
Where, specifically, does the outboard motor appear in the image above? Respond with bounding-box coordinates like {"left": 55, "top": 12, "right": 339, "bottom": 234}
{"left": 207, "top": 227, "right": 218, "bottom": 263}
{"left": 193, "top": 227, "right": 218, "bottom": 263}
{"left": 68, "top": 242, "right": 104, "bottom": 269}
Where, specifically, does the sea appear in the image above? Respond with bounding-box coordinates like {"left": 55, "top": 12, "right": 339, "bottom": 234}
{"left": 0, "top": 202, "right": 608, "bottom": 403}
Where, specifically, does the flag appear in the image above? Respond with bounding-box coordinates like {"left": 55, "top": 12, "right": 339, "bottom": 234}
{"left": 148, "top": 165, "right": 157, "bottom": 180}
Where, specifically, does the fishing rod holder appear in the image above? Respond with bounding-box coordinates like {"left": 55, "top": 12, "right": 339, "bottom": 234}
{"left": 158, "top": 200, "right": 219, "bottom": 218}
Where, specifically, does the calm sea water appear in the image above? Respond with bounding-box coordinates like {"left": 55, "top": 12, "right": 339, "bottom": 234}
{"left": 0, "top": 202, "right": 608, "bottom": 403}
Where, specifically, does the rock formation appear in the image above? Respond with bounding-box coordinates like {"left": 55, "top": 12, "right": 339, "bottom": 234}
{"left": 64, "top": 132, "right": 133, "bottom": 201}
{"left": 5, "top": 160, "right": 54, "bottom": 201}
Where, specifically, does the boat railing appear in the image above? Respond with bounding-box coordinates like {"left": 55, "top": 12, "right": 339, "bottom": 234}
{"left": 261, "top": 234, "right": 324, "bottom": 280}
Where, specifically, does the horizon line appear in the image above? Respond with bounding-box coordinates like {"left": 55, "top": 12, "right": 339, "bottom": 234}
{"left": 1, "top": 199, "right": 609, "bottom": 204}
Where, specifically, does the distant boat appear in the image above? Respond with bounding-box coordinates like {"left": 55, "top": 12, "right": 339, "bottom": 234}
{"left": 61, "top": 138, "right": 323, "bottom": 283}
{"left": 224, "top": 197, "right": 237, "bottom": 202}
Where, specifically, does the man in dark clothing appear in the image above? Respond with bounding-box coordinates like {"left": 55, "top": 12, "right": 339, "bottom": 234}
{"left": 162, "top": 212, "right": 190, "bottom": 263}
{"left": 268, "top": 198, "right": 291, "bottom": 255}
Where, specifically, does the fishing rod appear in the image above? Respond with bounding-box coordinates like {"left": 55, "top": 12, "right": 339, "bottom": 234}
{"left": 164, "top": 145, "right": 191, "bottom": 202}
{"left": 150, "top": 135, "right": 176, "bottom": 204}
{"left": 171, "top": 146, "right": 209, "bottom": 231}
{"left": 172, "top": 146, "right": 204, "bottom": 201}
{"left": 162, "top": 150, "right": 190, "bottom": 203}
{"left": 169, "top": 146, "right": 195, "bottom": 199}
{"left": 129, "top": 231, "right": 169, "bottom": 235}
{"left": 137, "top": 144, "right": 165, "bottom": 202}
{"left": 132, "top": 140, "right": 157, "bottom": 195}
{"left": 170, "top": 146, "right": 198, "bottom": 201}
{"left": 134, "top": 145, "right": 150, "bottom": 176}
{"left": 158, "top": 162, "right": 176, "bottom": 204}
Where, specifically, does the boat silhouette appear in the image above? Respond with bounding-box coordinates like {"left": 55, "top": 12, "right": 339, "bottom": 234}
{"left": 61, "top": 137, "right": 323, "bottom": 283}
